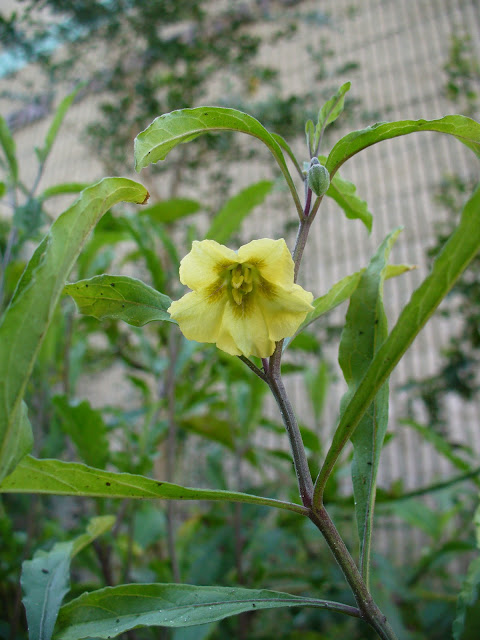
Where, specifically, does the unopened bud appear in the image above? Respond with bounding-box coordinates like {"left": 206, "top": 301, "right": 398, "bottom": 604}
{"left": 307, "top": 158, "right": 330, "bottom": 196}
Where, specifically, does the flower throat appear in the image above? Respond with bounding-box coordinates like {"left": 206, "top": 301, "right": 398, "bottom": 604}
{"left": 230, "top": 264, "right": 254, "bottom": 305}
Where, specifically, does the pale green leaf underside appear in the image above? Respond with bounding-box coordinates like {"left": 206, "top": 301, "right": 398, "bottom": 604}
{"left": 326, "top": 115, "right": 480, "bottom": 176}
{"left": 0, "top": 178, "right": 149, "bottom": 482}
{"left": 0, "top": 456, "right": 308, "bottom": 516}
{"left": 314, "top": 183, "right": 480, "bottom": 502}
{"left": 54, "top": 583, "right": 359, "bottom": 640}
{"left": 64, "top": 274, "right": 174, "bottom": 327}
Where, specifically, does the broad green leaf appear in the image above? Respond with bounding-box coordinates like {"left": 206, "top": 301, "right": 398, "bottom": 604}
{"left": 0, "top": 114, "right": 18, "bottom": 183}
{"left": 40, "top": 183, "right": 91, "bottom": 200}
{"left": 54, "top": 583, "right": 359, "bottom": 639}
{"left": 21, "top": 516, "right": 114, "bottom": 640}
{"left": 339, "top": 229, "right": 400, "bottom": 586}
{"left": 287, "top": 262, "right": 414, "bottom": 346}
{"left": 0, "top": 178, "right": 149, "bottom": 482}
{"left": 453, "top": 556, "right": 480, "bottom": 640}
{"left": 36, "top": 85, "right": 83, "bottom": 165}
{"left": 140, "top": 198, "right": 201, "bottom": 223}
{"left": 326, "top": 115, "right": 480, "bottom": 176}
{"left": 134, "top": 107, "right": 303, "bottom": 217}
{"left": 327, "top": 172, "right": 372, "bottom": 231}
{"left": 315, "top": 82, "right": 351, "bottom": 151}
{"left": 314, "top": 184, "right": 480, "bottom": 505}
{"left": 0, "top": 456, "right": 308, "bottom": 516}
{"left": 205, "top": 180, "right": 273, "bottom": 244}
{"left": 53, "top": 396, "right": 109, "bottom": 469}
{"left": 64, "top": 274, "right": 174, "bottom": 327}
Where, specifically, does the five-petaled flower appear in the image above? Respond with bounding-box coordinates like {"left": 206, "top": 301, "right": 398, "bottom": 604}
{"left": 168, "top": 238, "right": 314, "bottom": 358}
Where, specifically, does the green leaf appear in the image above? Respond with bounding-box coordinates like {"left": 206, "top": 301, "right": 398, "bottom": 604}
{"left": 40, "top": 183, "right": 91, "bottom": 201}
{"left": 54, "top": 583, "right": 358, "bottom": 639}
{"left": 0, "top": 456, "right": 308, "bottom": 516}
{"left": 0, "top": 114, "right": 18, "bottom": 183}
{"left": 35, "top": 85, "right": 83, "bottom": 165}
{"left": 205, "top": 180, "right": 273, "bottom": 244}
{"left": 140, "top": 198, "right": 201, "bottom": 223}
{"left": 327, "top": 172, "right": 372, "bottom": 231}
{"left": 270, "top": 132, "right": 303, "bottom": 178}
{"left": 0, "top": 178, "right": 149, "bottom": 482}
{"left": 134, "top": 107, "right": 302, "bottom": 217}
{"left": 179, "top": 415, "right": 235, "bottom": 450}
{"left": 64, "top": 274, "right": 174, "bottom": 327}
{"left": 453, "top": 556, "right": 480, "bottom": 640}
{"left": 315, "top": 82, "right": 351, "bottom": 151}
{"left": 339, "top": 229, "right": 400, "bottom": 586}
{"left": 326, "top": 115, "right": 480, "bottom": 176}
{"left": 306, "top": 361, "right": 329, "bottom": 423}
{"left": 0, "top": 181, "right": 6, "bottom": 198}
{"left": 21, "top": 516, "right": 114, "bottom": 640}
{"left": 314, "top": 183, "right": 480, "bottom": 505}
{"left": 53, "top": 396, "right": 109, "bottom": 469}
{"left": 305, "top": 119, "right": 315, "bottom": 155}
{"left": 288, "top": 262, "right": 414, "bottom": 345}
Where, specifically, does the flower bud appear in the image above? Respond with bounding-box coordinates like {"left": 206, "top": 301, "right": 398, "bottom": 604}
{"left": 307, "top": 158, "right": 330, "bottom": 196}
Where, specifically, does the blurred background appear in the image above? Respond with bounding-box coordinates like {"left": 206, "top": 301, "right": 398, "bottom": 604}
{"left": 1, "top": 1, "right": 480, "bottom": 639}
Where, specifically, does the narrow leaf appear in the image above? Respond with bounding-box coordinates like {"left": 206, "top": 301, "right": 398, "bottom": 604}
{"left": 314, "top": 184, "right": 480, "bottom": 504}
{"left": 326, "top": 115, "right": 480, "bottom": 176}
{"left": 453, "top": 556, "right": 480, "bottom": 640}
{"left": 53, "top": 396, "right": 109, "bottom": 469}
{"left": 40, "top": 183, "right": 91, "bottom": 200}
{"left": 0, "top": 178, "right": 149, "bottom": 482}
{"left": 134, "top": 106, "right": 302, "bottom": 217}
{"left": 140, "top": 198, "right": 201, "bottom": 223}
{"left": 0, "top": 114, "right": 18, "bottom": 183}
{"left": 339, "top": 228, "right": 400, "bottom": 585}
{"left": 327, "top": 172, "right": 372, "bottom": 231}
{"left": 305, "top": 119, "right": 315, "bottom": 155}
{"left": 54, "top": 583, "right": 360, "bottom": 639}
{"left": 36, "top": 85, "right": 83, "bottom": 165}
{"left": 64, "top": 274, "right": 174, "bottom": 327}
{"left": 205, "top": 180, "right": 273, "bottom": 244}
{"left": 21, "top": 516, "right": 114, "bottom": 640}
{"left": 315, "top": 82, "right": 351, "bottom": 150}
{"left": 0, "top": 456, "right": 308, "bottom": 516}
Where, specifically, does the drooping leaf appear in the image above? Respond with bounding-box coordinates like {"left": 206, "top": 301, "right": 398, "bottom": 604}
{"left": 339, "top": 228, "right": 400, "bottom": 586}
{"left": 35, "top": 85, "right": 83, "bottom": 165}
{"left": 0, "top": 114, "right": 18, "bottom": 183}
{"left": 140, "top": 198, "right": 201, "bottom": 223}
{"left": 326, "top": 115, "right": 480, "bottom": 177}
{"left": 54, "top": 583, "right": 359, "bottom": 639}
{"left": 315, "top": 82, "right": 351, "bottom": 151}
{"left": 270, "top": 132, "right": 303, "bottom": 178}
{"left": 314, "top": 184, "right": 480, "bottom": 505}
{"left": 64, "top": 274, "right": 174, "bottom": 327}
{"left": 205, "top": 180, "right": 274, "bottom": 244}
{"left": 326, "top": 172, "right": 372, "bottom": 231}
{"left": 134, "top": 107, "right": 302, "bottom": 217}
{"left": 0, "top": 456, "right": 308, "bottom": 516}
{"left": 53, "top": 396, "right": 109, "bottom": 469}
{"left": 0, "top": 178, "right": 149, "bottom": 482}
{"left": 453, "top": 556, "right": 480, "bottom": 640}
{"left": 21, "top": 516, "right": 114, "bottom": 640}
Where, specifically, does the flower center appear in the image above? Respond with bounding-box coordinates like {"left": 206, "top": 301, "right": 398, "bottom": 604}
{"left": 229, "top": 264, "right": 254, "bottom": 306}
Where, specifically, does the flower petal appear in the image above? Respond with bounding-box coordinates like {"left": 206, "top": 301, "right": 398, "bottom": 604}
{"left": 168, "top": 290, "right": 228, "bottom": 344}
{"left": 221, "top": 302, "right": 276, "bottom": 357}
{"left": 256, "top": 283, "right": 314, "bottom": 342}
{"left": 237, "top": 238, "right": 294, "bottom": 285}
{"left": 179, "top": 240, "right": 238, "bottom": 290}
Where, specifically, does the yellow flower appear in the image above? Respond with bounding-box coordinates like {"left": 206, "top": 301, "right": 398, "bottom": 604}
{"left": 168, "top": 238, "right": 314, "bottom": 358}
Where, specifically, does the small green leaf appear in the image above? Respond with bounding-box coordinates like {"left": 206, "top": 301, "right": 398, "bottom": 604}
{"left": 0, "top": 115, "right": 18, "bottom": 183}
{"left": 35, "top": 85, "right": 83, "bottom": 165}
{"left": 315, "top": 82, "right": 351, "bottom": 151}
{"left": 205, "top": 180, "right": 273, "bottom": 244}
{"left": 40, "top": 183, "right": 91, "bottom": 201}
{"left": 0, "top": 456, "right": 308, "bottom": 516}
{"left": 305, "top": 119, "right": 315, "bottom": 155}
{"left": 53, "top": 396, "right": 109, "bottom": 469}
{"left": 0, "top": 178, "right": 149, "bottom": 482}
{"left": 453, "top": 556, "right": 480, "bottom": 640}
{"left": 140, "top": 198, "right": 201, "bottom": 223}
{"left": 54, "top": 583, "right": 358, "bottom": 639}
{"left": 327, "top": 172, "right": 372, "bottom": 231}
{"left": 134, "top": 107, "right": 302, "bottom": 217}
{"left": 64, "top": 274, "right": 174, "bottom": 327}
{"left": 21, "top": 516, "right": 114, "bottom": 640}
{"left": 326, "top": 115, "right": 480, "bottom": 176}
